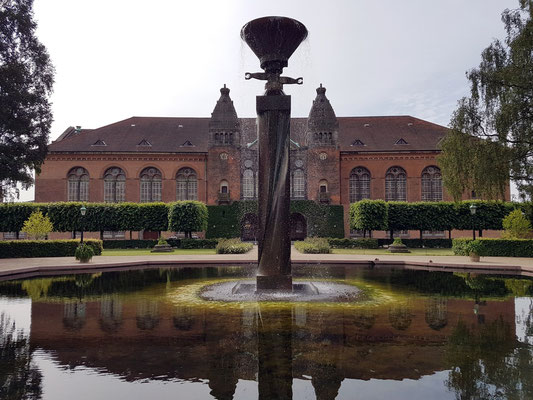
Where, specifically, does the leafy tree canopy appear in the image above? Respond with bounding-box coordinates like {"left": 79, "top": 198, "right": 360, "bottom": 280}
{"left": 0, "top": 0, "right": 54, "bottom": 200}
{"left": 21, "top": 210, "right": 53, "bottom": 239}
{"left": 439, "top": 1, "right": 533, "bottom": 201}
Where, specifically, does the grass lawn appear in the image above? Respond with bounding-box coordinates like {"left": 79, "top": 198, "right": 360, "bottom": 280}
{"left": 331, "top": 248, "right": 454, "bottom": 256}
{"left": 101, "top": 248, "right": 217, "bottom": 256}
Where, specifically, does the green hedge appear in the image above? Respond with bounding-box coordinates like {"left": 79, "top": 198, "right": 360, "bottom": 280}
{"left": 0, "top": 239, "right": 103, "bottom": 259}
{"left": 350, "top": 200, "right": 526, "bottom": 232}
{"left": 168, "top": 201, "right": 208, "bottom": 236}
{"left": 452, "top": 238, "right": 533, "bottom": 257}
{"left": 181, "top": 238, "right": 218, "bottom": 249}
{"left": 377, "top": 239, "right": 453, "bottom": 248}
{"left": 294, "top": 237, "right": 331, "bottom": 254}
{"left": 215, "top": 238, "right": 253, "bottom": 254}
{"left": 350, "top": 200, "right": 388, "bottom": 231}
{"left": 328, "top": 238, "right": 379, "bottom": 249}
{"left": 206, "top": 201, "right": 344, "bottom": 239}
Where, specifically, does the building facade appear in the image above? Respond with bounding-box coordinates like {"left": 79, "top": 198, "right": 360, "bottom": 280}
{"left": 32, "top": 84, "right": 504, "bottom": 239}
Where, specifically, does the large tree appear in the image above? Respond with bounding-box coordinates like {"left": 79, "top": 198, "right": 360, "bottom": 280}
{"left": 0, "top": 0, "right": 54, "bottom": 200}
{"left": 439, "top": 0, "right": 533, "bottom": 201}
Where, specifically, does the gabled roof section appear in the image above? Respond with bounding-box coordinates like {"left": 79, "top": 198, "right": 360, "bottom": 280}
{"left": 209, "top": 84, "right": 240, "bottom": 131}
{"left": 48, "top": 117, "right": 210, "bottom": 153}
{"left": 338, "top": 116, "right": 447, "bottom": 152}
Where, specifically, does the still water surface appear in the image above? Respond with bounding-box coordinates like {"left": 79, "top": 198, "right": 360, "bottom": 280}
{"left": 1, "top": 266, "right": 532, "bottom": 400}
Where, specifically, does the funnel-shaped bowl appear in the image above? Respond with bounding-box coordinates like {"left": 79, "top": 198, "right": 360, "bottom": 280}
{"left": 241, "top": 16, "right": 308, "bottom": 73}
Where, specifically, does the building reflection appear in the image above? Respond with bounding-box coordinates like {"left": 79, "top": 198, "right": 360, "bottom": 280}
{"left": 29, "top": 293, "right": 522, "bottom": 400}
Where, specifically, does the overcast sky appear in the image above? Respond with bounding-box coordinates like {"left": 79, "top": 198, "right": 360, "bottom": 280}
{"left": 21, "top": 0, "right": 519, "bottom": 200}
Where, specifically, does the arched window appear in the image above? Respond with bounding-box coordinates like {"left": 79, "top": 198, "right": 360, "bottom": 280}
{"left": 421, "top": 166, "right": 442, "bottom": 201}
{"left": 291, "top": 169, "right": 305, "bottom": 198}
{"left": 67, "top": 167, "right": 89, "bottom": 201}
{"left": 220, "top": 180, "right": 229, "bottom": 194}
{"left": 176, "top": 167, "right": 197, "bottom": 200}
{"left": 385, "top": 166, "right": 407, "bottom": 201}
{"left": 140, "top": 167, "right": 162, "bottom": 202}
{"left": 104, "top": 167, "right": 126, "bottom": 203}
{"left": 319, "top": 179, "right": 328, "bottom": 193}
{"left": 349, "top": 167, "right": 370, "bottom": 203}
{"left": 242, "top": 169, "right": 255, "bottom": 198}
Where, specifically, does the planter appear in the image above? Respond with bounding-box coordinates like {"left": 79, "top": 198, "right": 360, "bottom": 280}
{"left": 388, "top": 244, "right": 410, "bottom": 253}
{"left": 151, "top": 244, "right": 174, "bottom": 253}
{"left": 469, "top": 252, "right": 480, "bottom": 262}
{"left": 78, "top": 257, "right": 92, "bottom": 263}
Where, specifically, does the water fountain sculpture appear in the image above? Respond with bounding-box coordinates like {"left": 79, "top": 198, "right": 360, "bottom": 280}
{"left": 241, "top": 16, "right": 308, "bottom": 291}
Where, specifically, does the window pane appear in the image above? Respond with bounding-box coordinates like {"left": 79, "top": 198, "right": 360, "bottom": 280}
{"left": 243, "top": 169, "right": 254, "bottom": 198}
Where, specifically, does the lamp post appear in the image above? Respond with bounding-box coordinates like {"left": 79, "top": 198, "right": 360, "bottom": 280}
{"left": 469, "top": 204, "right": 477, "bottom": 240}
{"left": 80, "top": 205, "right": 87, "bottom": 244}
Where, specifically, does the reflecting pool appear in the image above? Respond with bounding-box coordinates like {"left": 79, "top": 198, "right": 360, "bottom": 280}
{"left": 1, "top": 266, "right": 533, "bottom": 400}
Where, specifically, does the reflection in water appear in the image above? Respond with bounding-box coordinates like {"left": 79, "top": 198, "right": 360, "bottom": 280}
{"left": 425, "top": 298, "right": 448, "bottom": 331}
{"left": 62, "top": 302, "right": 86, "bottom": 331}
{"left": 1, "top": 267, "right": 533, "bottom": 399}
{"left": 136, "top": 300, "right": 159, "bottom": 331}
{"left": 0, "top": 313, "right": 42, "bottom": 400}
{"left": 99, "top": 296, "right": 123, "bottom": 334}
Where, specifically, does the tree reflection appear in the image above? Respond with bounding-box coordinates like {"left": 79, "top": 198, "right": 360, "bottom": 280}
{"left": 445, "top": 317, "right": 533, "bottom": 399}
{"left": 389, "top": 305, "right": 413, "bottom": 331}
{"left": 0, "top": 313, "right": 42, "bottom": 400}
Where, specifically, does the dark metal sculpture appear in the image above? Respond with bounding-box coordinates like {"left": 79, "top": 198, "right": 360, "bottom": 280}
{"left": 241, "top": 17, "right": 308, "bottom": 291}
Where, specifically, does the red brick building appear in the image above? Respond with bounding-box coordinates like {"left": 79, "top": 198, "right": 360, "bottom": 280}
{"left": 32, "top": 84, "right": 505, "bottom": 239}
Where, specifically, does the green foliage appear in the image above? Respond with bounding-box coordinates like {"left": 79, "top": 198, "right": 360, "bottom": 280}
{"left": 181, "top": 238, "right": 218, "bottom": 249}
{"left": 377, "top": 238, "right": 453, "bottom": 248}
{"left": 392, "top": 238, "right": 403, "bottom": 246}
{"left": 438, "top": 2, "right": 533, "bottom": 199}
{"left": 157, "top": 238, "right": 168, "bottom": 246}
{"left": 0, "top": 0, "right": 54, "bottom": 199}
{"left": 327, "top": 238, "right": 378, "bottom": 249}
{"left": 350, "top": 200, "right": 388, "bottom": 230}
{"left": 502, "top": 209, "right": 532, "bottom": 238}
{"left": 21, "top": 210, "right": 53, "bottom": 239}
{"left": 168, "top": 201, "right": 208, "bottom": 237}
{"left": 205, "top": 201, "right": 344, "bottom": 239}
{"left": 215, "top": 238, "right": 253, "bottom": 254}
{"left": 0, "top": 239, "right": 102, "bottom": 258}
{"left": 102, "top": 239, "right": 159, "bottom": 249}
{"left": 294, "top": 237, "right": 331, "bottom": 254}
{"left": 452, "top": 238, "right": 533, "bottom": 257}
{"left": 75, "top": 243, "right": 94, "bottom": 262}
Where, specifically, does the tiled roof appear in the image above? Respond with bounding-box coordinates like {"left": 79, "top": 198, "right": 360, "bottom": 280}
{"left": 49, "top": 115, "right": 447, "bottom": 154}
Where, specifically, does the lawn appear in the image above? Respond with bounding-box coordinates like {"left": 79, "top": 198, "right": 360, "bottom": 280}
{"left": 331, "top": 248, "right": 454, "bottom": 256}
{"left": 101, "top": 248, "right": 217, "bottom": 256}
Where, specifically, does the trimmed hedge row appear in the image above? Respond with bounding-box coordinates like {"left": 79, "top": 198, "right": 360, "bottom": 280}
{"left": 205, "top": 201, "right": 345, "bottom": 239}
{"left": 181, "top": 239, "right": 218, "bottom": 249}
{"left": 328, "top": 238, "right": 379, "bottom": 249}
{"left": 294, "top": 237, "right": 331, "bottom": 254}
{"left": 101, "top": 238, "right": 218, "bottom": 249}
{"left": 377, "top": 239, "right": 453, "bottom": 248}
{"left": 0, "top": 239, "right": 103, "bottom": 259}
{"left": 215, "top": 238, "right": 253, "bottom": 254}
{"left": 0, "top": 201, "right": 207, "bottom": 233}
{"left": 350, "top": 200, "right": 526, "bottom": 231}
{"left": 452, "top": 238, "right": 533, "bottom": 257}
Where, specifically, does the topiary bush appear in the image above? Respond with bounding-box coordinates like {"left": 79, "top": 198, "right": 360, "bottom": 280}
{"left": 452, "top": 238, "right": 533, "bottom": 257}
{"left": 168, "top": 201, "right": 208, "bottom": 238}
{"left": 0, "top": 239, "right": 102, "bottom": 258}
{"left": 350, "top": 200, "right": 388, "bottom": 231}
{"left": 215, "top": 238, "right": 253, "bottom": 254}
{"left": 502, "top": 209, "right": 532, "bottom": 239}
{"left": 294, "top": 237, "right": 331, "bottom": 254}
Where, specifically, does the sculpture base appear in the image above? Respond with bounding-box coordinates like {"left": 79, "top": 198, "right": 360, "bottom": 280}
{"left": 256, "top": 275, "right": 293, "bottom": 291}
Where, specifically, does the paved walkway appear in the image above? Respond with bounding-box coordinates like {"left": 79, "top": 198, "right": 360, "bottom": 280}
{"left": 1, "top": 245, "right": 532, "bottom": 280}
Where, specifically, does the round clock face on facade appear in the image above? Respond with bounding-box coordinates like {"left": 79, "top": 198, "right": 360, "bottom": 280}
{"left": 295, "top": 159, "right": 303, "bottom": 168}
{"left": 319, "top": 152, "right": 327, "bottom": 160}
{"left": 220, "top": 152, "right": 228, "bottom": 160}
{"left": 244, "top": 159, "right": 253, "bottom": 168}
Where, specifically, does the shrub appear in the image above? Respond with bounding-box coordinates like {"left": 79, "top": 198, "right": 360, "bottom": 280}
{"left": 502, "top": 209, "right": 532, "bottom": 239}
{"left": 157, "top": 238, "right": 168, "bottom": 246}
{"left": 350, "top": 200, "right": 388, "bottom": 231}
{"left": 168, "top": 201, "right": 208, "bottom": 237}
{"left": 392, "top": 238, "right": 404, "bottom": 246}
{"left": 215, "top": 238, "right": 253, "bottom": 254}
{"left": 21, "top": 211, "right": 53, "bottom": 239}
{"left": 294, "top": 237, "right": 331, "bottom": 254}
{"left": 75, "top": 243, "right": 94, "bottom": 262}
{"left": 181, "top": 238, "right": 218, "bottom": 249}
{"left": 452, "top": 238, "right": 533, "bottom": 257}
{"left": 0, "top": 239, "right": 102, "bottom": 258}
{"left": 328, "top": 238, "right": 378, "bottom": 249}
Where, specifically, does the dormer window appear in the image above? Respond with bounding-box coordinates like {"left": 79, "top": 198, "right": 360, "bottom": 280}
{"left": 137, "top": 139, "right": 152, "bottom": 146}
{"left": 180, "top": 140, "right": 194, "bottom": 147}
{"left": 395, "top": 138, "right": 408, "bottom": 145}
{"left": 91, "top": 139, "right": 107, "bottom": 146}
{"left": 351, "top": 139, "right": 365, "bottom": 146}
